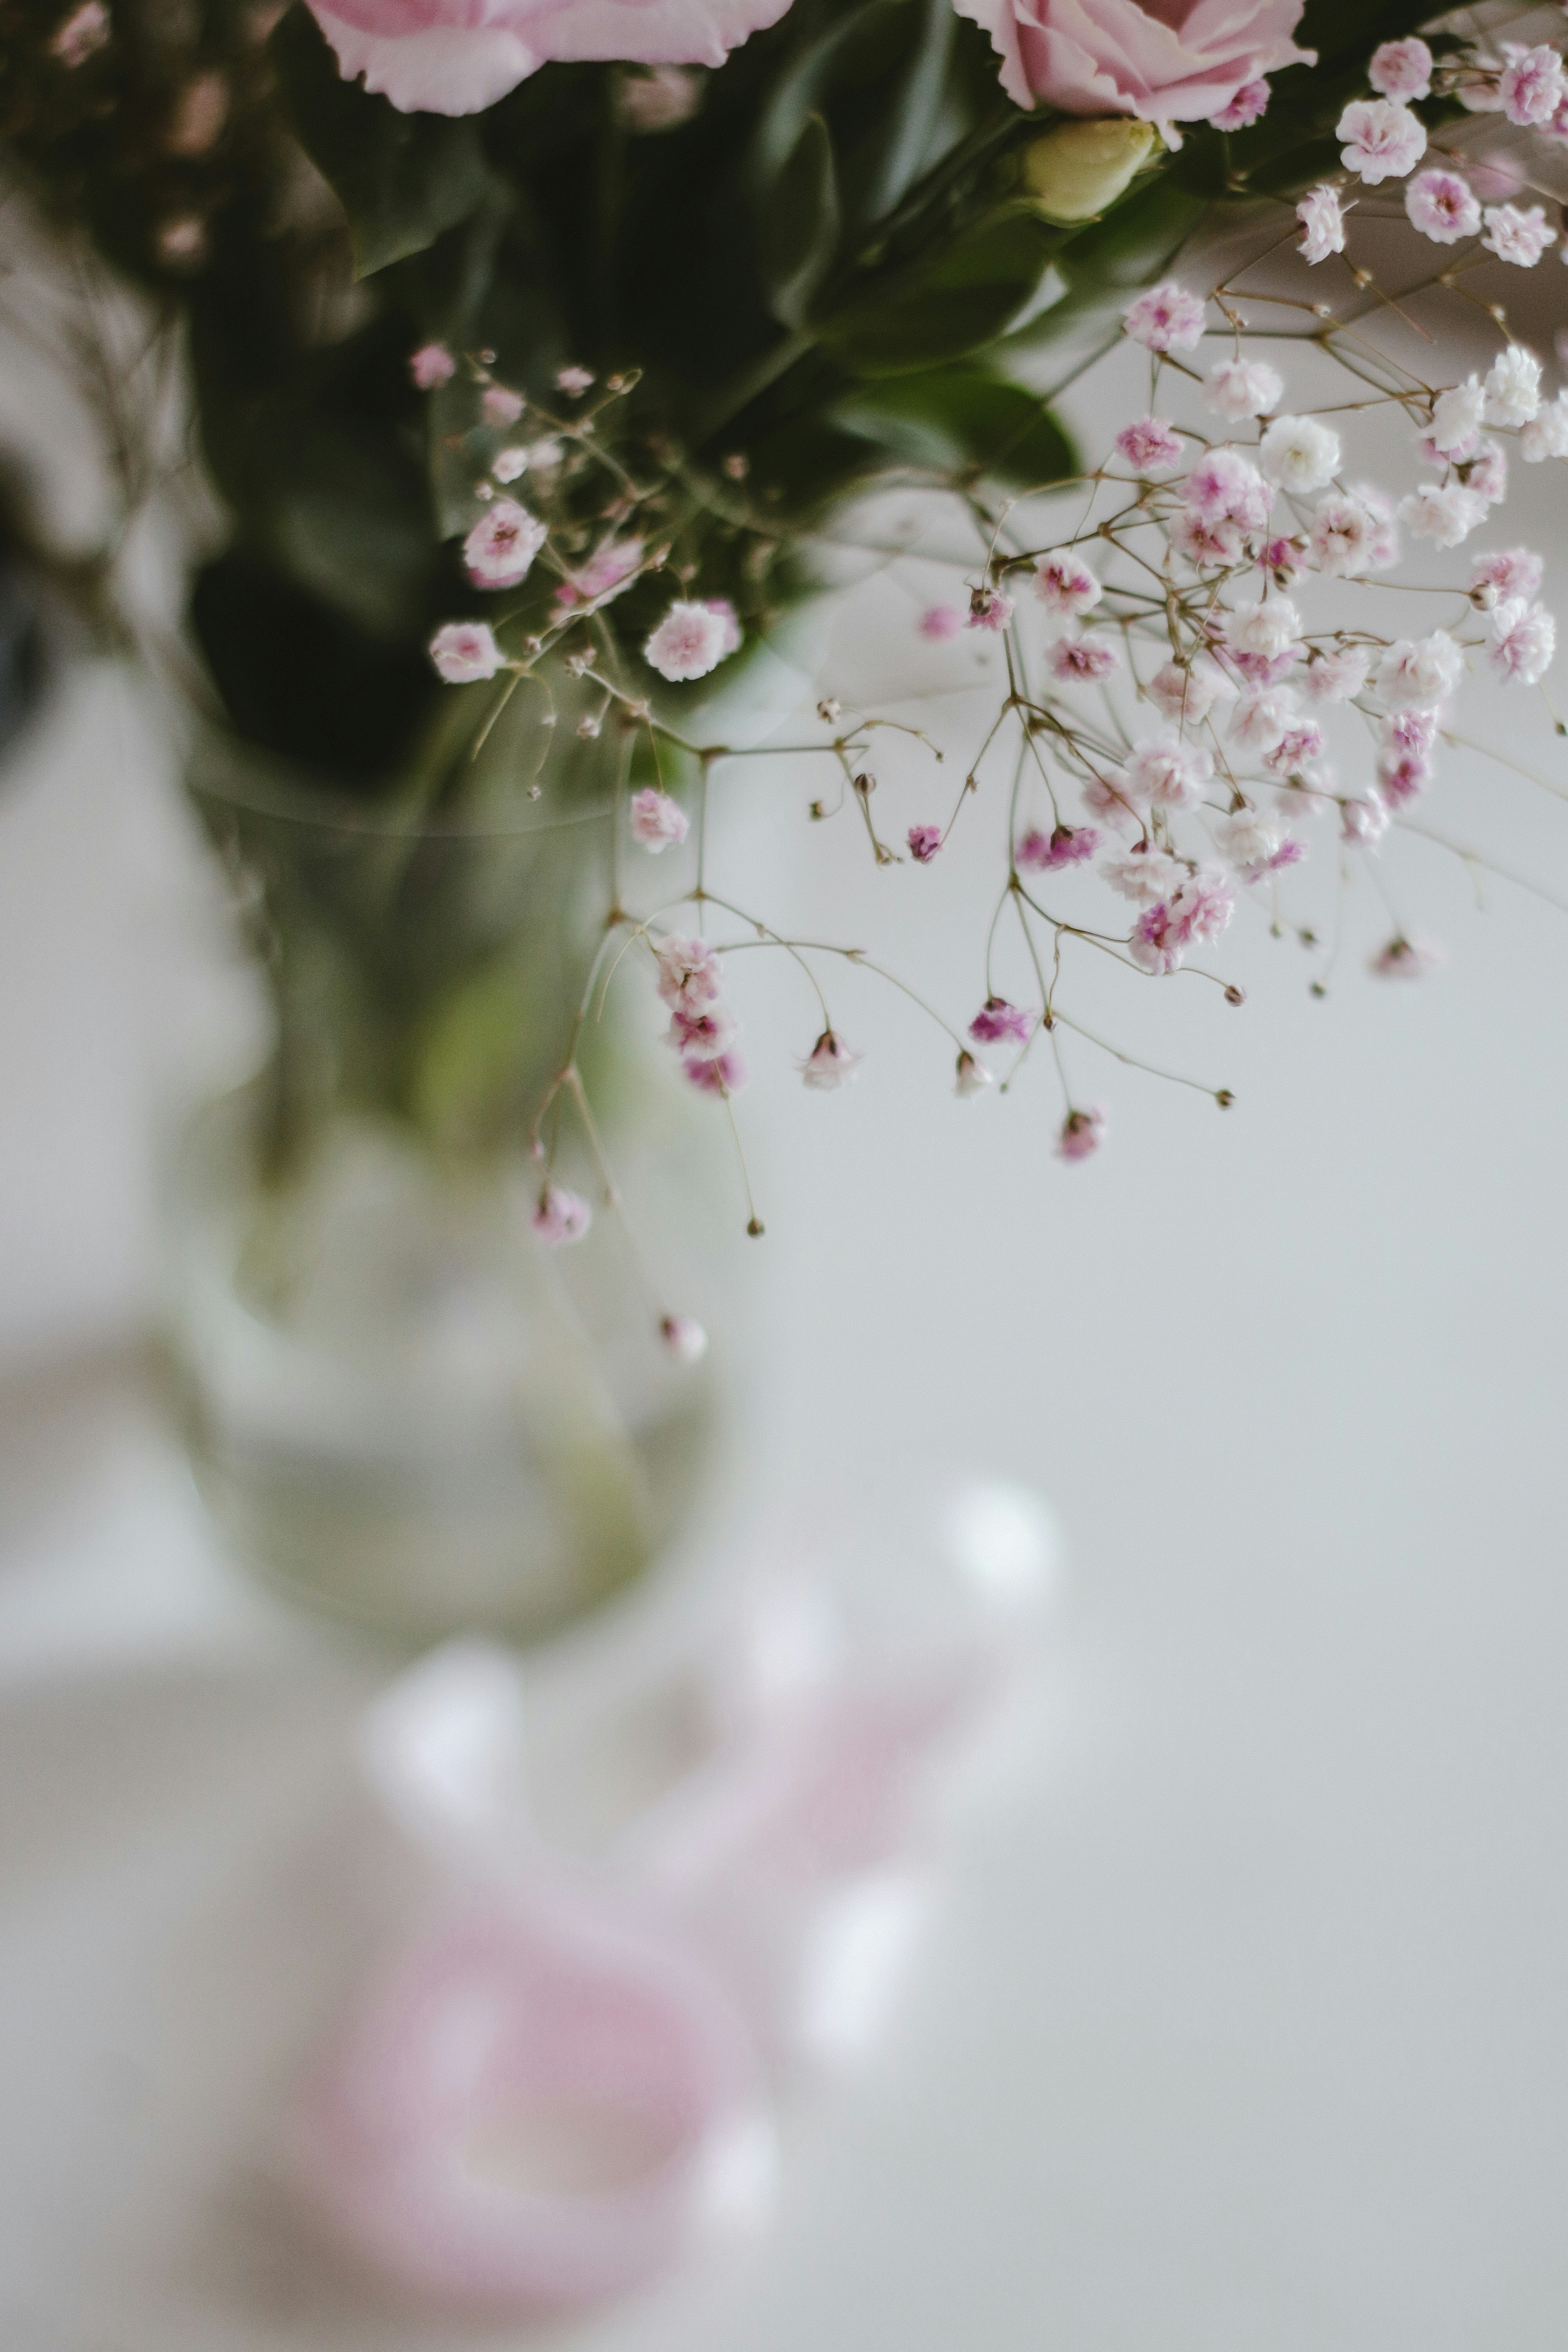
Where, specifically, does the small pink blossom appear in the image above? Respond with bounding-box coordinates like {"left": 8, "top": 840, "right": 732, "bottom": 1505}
{"left": 668, "top": 1004, "right": 739, "bottom": 1060}
{"left": 969, "top": 998, "right": 1034, "bottom": 1045}
{"left": 1033, "top": 553, "right": 1102, "bottom": 622}
{"left": 703, "top": 599, "right": 742, "bottom": 657}
{"left": 556, "top": 366, "right": 594, "bottom": 395}
{"left": 659, "top": 1313, "right": 709, "bottom": 1364}
{"left": 1376, "top": 751, "right": 1432, "bottom": 808}
{"left": 615, "top": 65, "right": 704, "bottom": 133}
{"left": 1369, "top": 37, "right": 1432, "bottom": 102}
{"left": 1337, "top": 98, "right": 1426, "bottom": 184}
{"left": 1351, "top": 482, "right": 1400, "bottom": 570}
{"left": 1472, "top": 546, "right": 1543, "bottom": 603}
{"left": 1129, "top": 869, "right": 1234, "bottom": 973}
{"left": 1489, "top": 598, "right": 1556, "bottom": 683}
{"left": 429, "top": 620, "right": 504, "bottom": 682}
{"left": 1401, "top": 482, "right": 1489, "bottom": 548}
{"left": 532, "top": 1184, "right": 591, "bottom": 1245}
{"left": 907, "top": 824, "right": 943, "bottom": 863}
{"left": 1303, "top": 644, "right": 1371, "bottom": 701}
{"left": 1297, "top": 183, "right": 1346, "bottom": 264}
{"left": 1370, "top": 935, "right": 1442, "bottom": 978}
{"left": 1386, "top": 708, "right": 1440, "bottom": 758}
{"left": 1482, "top": 203, "right": 1557, "bottom": 265}
{"left": 1147, "top": 659, "right": 1227, "bottom": 725}
{"left": 1230, "top": 687, "right": 1297, "bottom": 753}
{"left": 50, "top": 0, "right": 110, "bottom": 64}
{"left": 1122, "top": 281, "right": 1206, "bottom": 354}
{"left": 1055, "top": 1106, "right": 1107, "bottom": 1163}
{"left": 1102, "top": 844, "right": 1185, "bottom": 904}
{"left": 968, "top": 586, "right": 1015, "bottom": 633}
{"left": 1047, "top": 632, "right": 1120, "bottom": 682}
{"left": 1376, "top": 630, "right": 1464, "bottom": 710}
{"left": 1186, "top": 446, "right": 1274, "bottom": 530}
{"left": 1205, "top": 356, "right": 1283, "bottom": 421}
{"left": 1124, "top": 733, "right": 1212, "bottom": 810}
{"left": 682, "top": 1049, "right": 747, "bottom": 1094}
{"left": 630, "top": 788, "right": 688, "bottom": 853}
{"left": 554, "top": 536, "right": 645, "bottom": 615}
{"left": 482, "top": 386, "right": 524, "bottom": 427}
{"left": 1341, "top": 792, "right": 1389, "bottom": 847}
{"left": 1114, "top": 417, "right": 1184, "bottom": 473}
{"left": 1017, "top": 823, "right": 1099, "bottom": 871}
{"left": 1171, "top": 508, "right": 1243, "bottom": 569}
{"left": 800, "top": 1031, "right": 862, "bottom": 1091}
{"left": 492, "top": 446, "right": 528, "bottom": 483}
{"left": 1209, "top": 79, "right": 1270, "bottom": 130}
{"left": 919, "top": 604, "right": 965, "bottom": 640}
{"left": 1215, "top": 804, "right": 1293, "bottom": 880}
{"left": 1258, "top": 534, "right": 1306, "bottom": 584}
{"left": 1309, "top": 492, "right": 1379, "bottom": 577}
{"left": 955, "top": 1050, "right": 993, "bottom": 1099}
{"left": 1466, "top": 441, "right": 1507, "bottom": 505}
{"left": 1264, "top": 720, "right": 1325, "bottom": 775}
{"left": 654, "top": 935, "right": 722, "bottom": 1015}
{"left": 1470, "top": 148, "right": 1526, "bottom": 203}
{"left": 1082, "top": 771, "right": 1142, "bottom": 833}
{"left": 1404, "top": 169, "right": 1481, "bottom": 244}
{"left": 463, "top": 499, "right": 546, "bottom": 588}
{"left": 1499, "top": 43, "right": 1565, "bottom": 128}
{"left": 644, "top": 600, "right": 734, "bottom": 682}
{"left": 410, "top": 342, "right": 456, "bottom": 390}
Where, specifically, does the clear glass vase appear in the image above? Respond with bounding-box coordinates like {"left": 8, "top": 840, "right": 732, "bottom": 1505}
{"left": 165, "top": 714, "right": 731, "bottom": 1646}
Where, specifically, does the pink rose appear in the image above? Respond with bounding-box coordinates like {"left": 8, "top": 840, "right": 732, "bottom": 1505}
{"left": 309, "top": 0, "right": 794, "bottom": 117}
{"left": 954, "top": 0, "right": 1313, "bottom": 131}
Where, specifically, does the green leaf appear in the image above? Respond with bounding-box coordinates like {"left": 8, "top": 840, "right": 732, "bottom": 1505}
{"left": 270, "top": 9, "right": 491, "bottom": 278}
{"left": 758, "top": 112, "right": 842, "bottom": 329}
{"left": 816, "top": 209, "right": 1064, "bottom": 376}
{"left": 830, "top": 367, "right": 1075, "bottom": 489}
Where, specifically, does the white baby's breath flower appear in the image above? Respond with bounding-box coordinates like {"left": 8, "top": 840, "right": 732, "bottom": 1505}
{"left": 1259, "top": 414, "right": 1341, "bottom": 494}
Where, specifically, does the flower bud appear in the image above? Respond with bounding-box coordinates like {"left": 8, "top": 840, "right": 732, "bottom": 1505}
{"left": 1022, "top": 118, "right": 1160, "bottom": 226}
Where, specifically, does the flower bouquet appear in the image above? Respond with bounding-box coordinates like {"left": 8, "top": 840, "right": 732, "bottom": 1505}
{"left": 3, "top": 0, "right": 1566, "bottom": 1631}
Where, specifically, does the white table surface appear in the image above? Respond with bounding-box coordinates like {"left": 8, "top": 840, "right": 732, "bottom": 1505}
{"left": 3, "top": 358, "right": 1568, "bottom": 2352}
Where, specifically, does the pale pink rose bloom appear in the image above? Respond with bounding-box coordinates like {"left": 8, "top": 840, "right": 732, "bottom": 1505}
{"left": 1033, "top": 552, "right": 1102, "bottom": 621}
{"left": 653, "top": 934, "right": 722, "bottom": 1014}
{"left": 309, "top": 0, "right": 791, "bottom": 116}
{"left": 1472, "top": 546, "right": 1543, "bottom": 603}
{"left": 644, "top": 600, "right": 733, "bottom": 682}
{"left": 1404, "top": 169, "right": 1481, "bottom": 243}
{"left": 955, "top": 0, "right": 1312, "bottom": 131}
{"left": 1055, "top": 1105, "right": 1107, "bottom": 1162}
{"left": 1489, "top": 599, "right": 1556, "bottom": 684}
{"left": 464, "top": 499, "right": 546, "bottom": 588}
{"left": 412, "top": 343, "right": 457, "bottom": 388}
{"left": 1482, "top": 203, "right": 1557, "bottom": 265}
{"left": 429, "top": 620, "right": 503, "bottom": 682}
{"left": 1122, "top": 281, "right": 1206, "bottom": 353}
{"left": 1370, "top": 935, "right": 1442, "bottom": 978}
{"left": 1337, "top": 98, "right": 1426, "bottom": 183}
{"left": 630, "top": 788, "right": 689, "bottom": 853}
{"left": 659, "top": 1312, "right": 709, "bottom": 1362}
{"left": 1296, "top": 183, "right": 1345, "bottom": 263}
{"left": 799, "top": 1031, "right": 862, "bottom": 1091}
{"left": 532, "top": 1183, "right": 591, "bottom": 1245}
{"left": 1114, "top": 416, "right": 1184, "bottom": 472}
{"left": 919, "top": 604, "right": 965, "bottom": 640}
{"left": 1209, "top": 78, "right": 1269, "bottom": 130}
{"left": 1499, "top": 43, "right": 1565, "bottom": 128}
{"left": 1368, "top": 37, "right": 1431, "bottom": 102}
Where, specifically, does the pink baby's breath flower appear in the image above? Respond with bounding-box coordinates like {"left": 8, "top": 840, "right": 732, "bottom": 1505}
{"left": 532, "top": 1184, "right": 591, "bottom": 1245}
{"left": 1215, "top": 803, "right": 1290, "bottom": 880}
{"left": 1125, "top": 733, "right": 1212, "bottom": 810}
{"left": 1017, "top": 823, "right": 1099, "bottom": 871}
{"left": 1404, "top": 169, "right": 1481, "bottom": 244}
{"left": 51, "top": 0, "right": 110, "bottom": 64}
{"left": 955, "top": 1050, "right": 993, "bottom": 1099}
{"left": 1033, "top": 553, "right": 1102, "bottom": 622}
{"left": 482, "top": 385, "right": 524, "bottom": 427}
{"left": 1082, "top": 770, "right": 1142, "bottom": 833}
{"left": 919, "top": 604, "right": 965, "bottom": 640}
{"left": 1351, "top": 482, "right": 1400, "bottom": 570}
{"left": 464, "top": 499, "right": 546, "bottom": 588}
{"left": 1369, "top": 37, "right": 1432, "bottom": 102}
{"left": 799, "top": 1031, "right": 862, "bottom": 1091}
{"left": 492, "top": 446, "right": 528, "bottom": 483}
{"left": 1499, "top": 43, "right": 1565, "bottom": 128}
{"left": 659, "top": 1312, "right": 709, "bottom": 1363}
{"left": 1102, "top": 843, "right": 1185, "bottom": 904}
{"left": 1337, "top": 98, "right": 1426, "bottom": 184}
{"left": 1230, "top": 687, "right": 1297, "bottom": 753}
{"left": 1341, "top": 792, "right": 1389, "bottom": 847}
{"left": 1377, "top": 630, "right": 1464, "bottom": 710}
{"left": 1303, "top": 644, "right": 1371, "bottom": 701}
{"left": 654, "top": 934, "right": 722, "bottom": 1014}
{"left": 967, "top": 586, "right": 1015, "bottom": 633}
{"left": 668, "top": 1004, "right": 739, "bottom": 1060}
{"left": 1259, "top": 534, "right": 1306, "bottom": 583}
{"left": 429, "top": 620, "right": 504, "bottom": 682}
{"left": 1296, "top": 183, "right": 1346, "bottom": 263}
{"left": 1147, "top": 659, "right": 1227, "bottom": 725}
{"left": 1123, "top": 281, "right": 1206, "bottom": 354}
{"left": 556, "top": 365, "right": 594, "bottom": 395}
{"left": 1376, "top": 751, "right": 1432, "bottom": 808}
{"left": 1209, "top": 78, "right": 1269, "bottom": 130}
{"left": 629, "top": 788, "right": 689, "bottom": 852}
{"left": 969, "top": 998, "right": 1034, "bottom": 1046}
{"left": 682, "top": 1049, "right": 747, "bottom": 1094}
{"left": 1370, "top": 935, "right": 1443, "bottom": 978}
{"left": 907, "top": 824, "right": 943, "bottom": 864}
{"left": 1171, "top": 508, "right": 1243, "bottom": 569}
{"left": 1055, "top": 1106, "right": 1107, "bottom": 1163}
{"left": 410, "top": 342, "right": 456, "bottom": 390}
{"left": 1472, "top": 546, "right": 1543, "bottom": 602}
{"left": 1186, "top": 445, "right": 1274, "bottom": 529}
{"left": 1468, "top": 148, "right": 1526, "bottom": 202}
{"left": 1483, "top": 203, "right": 1557, "bottom": 265}
{"left": 1386, "top": 708, "right": 1440, "bottom": 758}
{"left": 1205, "top": 357, "right": 1283, "bottom": 421}
{"left": 554, "top": 537, "right": 645, "bottom": 615}
{"left": 702, "top": 598, "right": 742, "bottom": 657}
{"left": 1264, "top": 719, "right": 1325, "bottom": 775}
{"left": 1489, "top": 598, "right": 1556, "bottom": 683}
{"left": 1047, "top": 632, "right": 1120, "bottom": 682}
{"left": 644, "top": 600, "right": 734, "bottom": 682}
{"left": 1115, "top": 417, "right": 1185, "bottom": 473}
{"left": 1309, "top": 492, "right": 1379, "bottom": 577}
{"left": 1400, "top": 482, "right": 1489, "bottom": 547}
{"left": 1130, "top": 869, "right": 1234, "bottom": 971}
{"left": 1467, "top": 441, "right": 1507, "bottom": 505}
{"left": 1224, "top": 593, "right": 1301, "bottom": 662}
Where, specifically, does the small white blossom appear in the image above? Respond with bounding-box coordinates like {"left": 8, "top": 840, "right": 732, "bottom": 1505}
{"left": 1303, "top": 644, "right": 1372, "bottom": 701}
{"left": 1123, "top": 733, "right": 1212, "bottom": 810}
{"left": 429, "top": 621, "right": 504, "bottom": 682}
{"left": 1297, "top": 184, "right": 1347, "bottom": 263}
{"left": 1376, "top": 631, "right": 1465, "bottom": 710}
{"left": 1337, "top": 98, "right": 1427, "bottom": 183}
{"left": 1521, "top": 393, "right": 1568, "bottom": 461}
{"left": 1482, "top": 203, "right": 1557, "bottom": 265}
{"left": 629, "top": 788, "right": 689, "bottom": 852}
{"left": 800, "top": 1031, "right": 862, "bottom": 1090}
{"left": 1101, "top": 845, "right": 1186, "bottom": 904}
{"left": 1204, "top": 359, "right": 1283, "bottom": 421}
{"left": 644, "top": 600, "right": 734, "bottom": 682}
{"left": 1483, "top": 345, "right": 1542, "bottom": 428}
{"left": 1231, "top": 688, "right": 1299, "bottom": 754}
{"left": 1259, "top": 414, "right": 1341, "bottom": 494}
{"left": 463, "top": 499, "right": 546, "bottom": 589}
{"left": 1489, "top": 598, "right": 1556, "bottom": 683}
{"left": 1399, "top": 482, "right": 1489, "bottom": 547}
{"left": 1309, "top": 493, "right": 1378, "bottom": 577}
{"left": 1225, "top": 595, "right": 1302, "bottom": 660}
{"left": 1429, "top": 377, "right": 1486, "bottom": 454}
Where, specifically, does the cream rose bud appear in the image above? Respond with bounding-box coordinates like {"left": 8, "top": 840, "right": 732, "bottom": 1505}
{"left": 956, "top": 0, "right": 1313, "bottom": 132}
{"left": 309, "top": 0, "right": 793, "bottom": 117}
{"left": 1022, "top": 117, "right": 1159, "bottom": 223}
